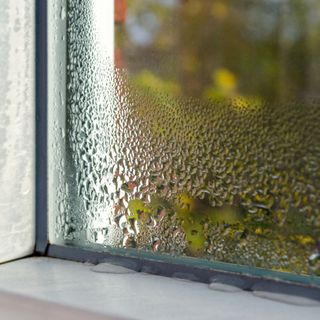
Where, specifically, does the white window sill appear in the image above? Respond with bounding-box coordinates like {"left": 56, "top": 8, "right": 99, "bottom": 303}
{"left": 0, "top": 257, "right": 319, "bottom": 320}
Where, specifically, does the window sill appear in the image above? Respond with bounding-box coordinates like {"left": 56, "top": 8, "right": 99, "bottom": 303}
{"left": 0, "top": 257, "right": 319, "bottom": 320}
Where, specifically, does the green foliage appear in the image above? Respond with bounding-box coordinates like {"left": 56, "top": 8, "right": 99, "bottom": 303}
{"left": 128, "top": 199, "right": 151, "bottom": 220}
{"left": 132, "top": 70, "right": 180, "bottom": 96}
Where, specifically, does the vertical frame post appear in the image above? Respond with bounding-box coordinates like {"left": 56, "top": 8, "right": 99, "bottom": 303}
{"left": 35, "top": 0, "right": 48, "bottom": 254}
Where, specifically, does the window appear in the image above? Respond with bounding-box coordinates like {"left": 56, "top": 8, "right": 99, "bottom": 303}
{"left": 47, "top": 0, "right": 320, "bottom": 286}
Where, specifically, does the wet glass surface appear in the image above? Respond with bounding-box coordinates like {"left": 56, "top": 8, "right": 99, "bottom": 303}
{"left": 52, "top": 0, "right": 320, "bottom": 277}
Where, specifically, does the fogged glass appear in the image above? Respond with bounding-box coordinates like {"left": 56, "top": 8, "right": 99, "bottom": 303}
{"left": 0, "top": 0, "right": 35, "bottom": 262}
{"left": 52, "top": 0, "right": 320, "bottom": 277}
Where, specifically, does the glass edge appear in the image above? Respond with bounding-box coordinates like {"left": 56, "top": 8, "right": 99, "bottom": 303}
{"left": 47, "top": 242, "right": 320, "bottom": 288}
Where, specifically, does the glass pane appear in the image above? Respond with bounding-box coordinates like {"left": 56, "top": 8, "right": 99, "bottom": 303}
{"left": 0, "top": 0, "right": 35, "bottom": 262}
{"left": 50, "top": 0, "right": 320, "bottom": 279}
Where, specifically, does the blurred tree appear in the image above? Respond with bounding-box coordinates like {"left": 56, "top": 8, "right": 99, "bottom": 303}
{"left": 117, "top": 0, "right": 320, "bottom": 103}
